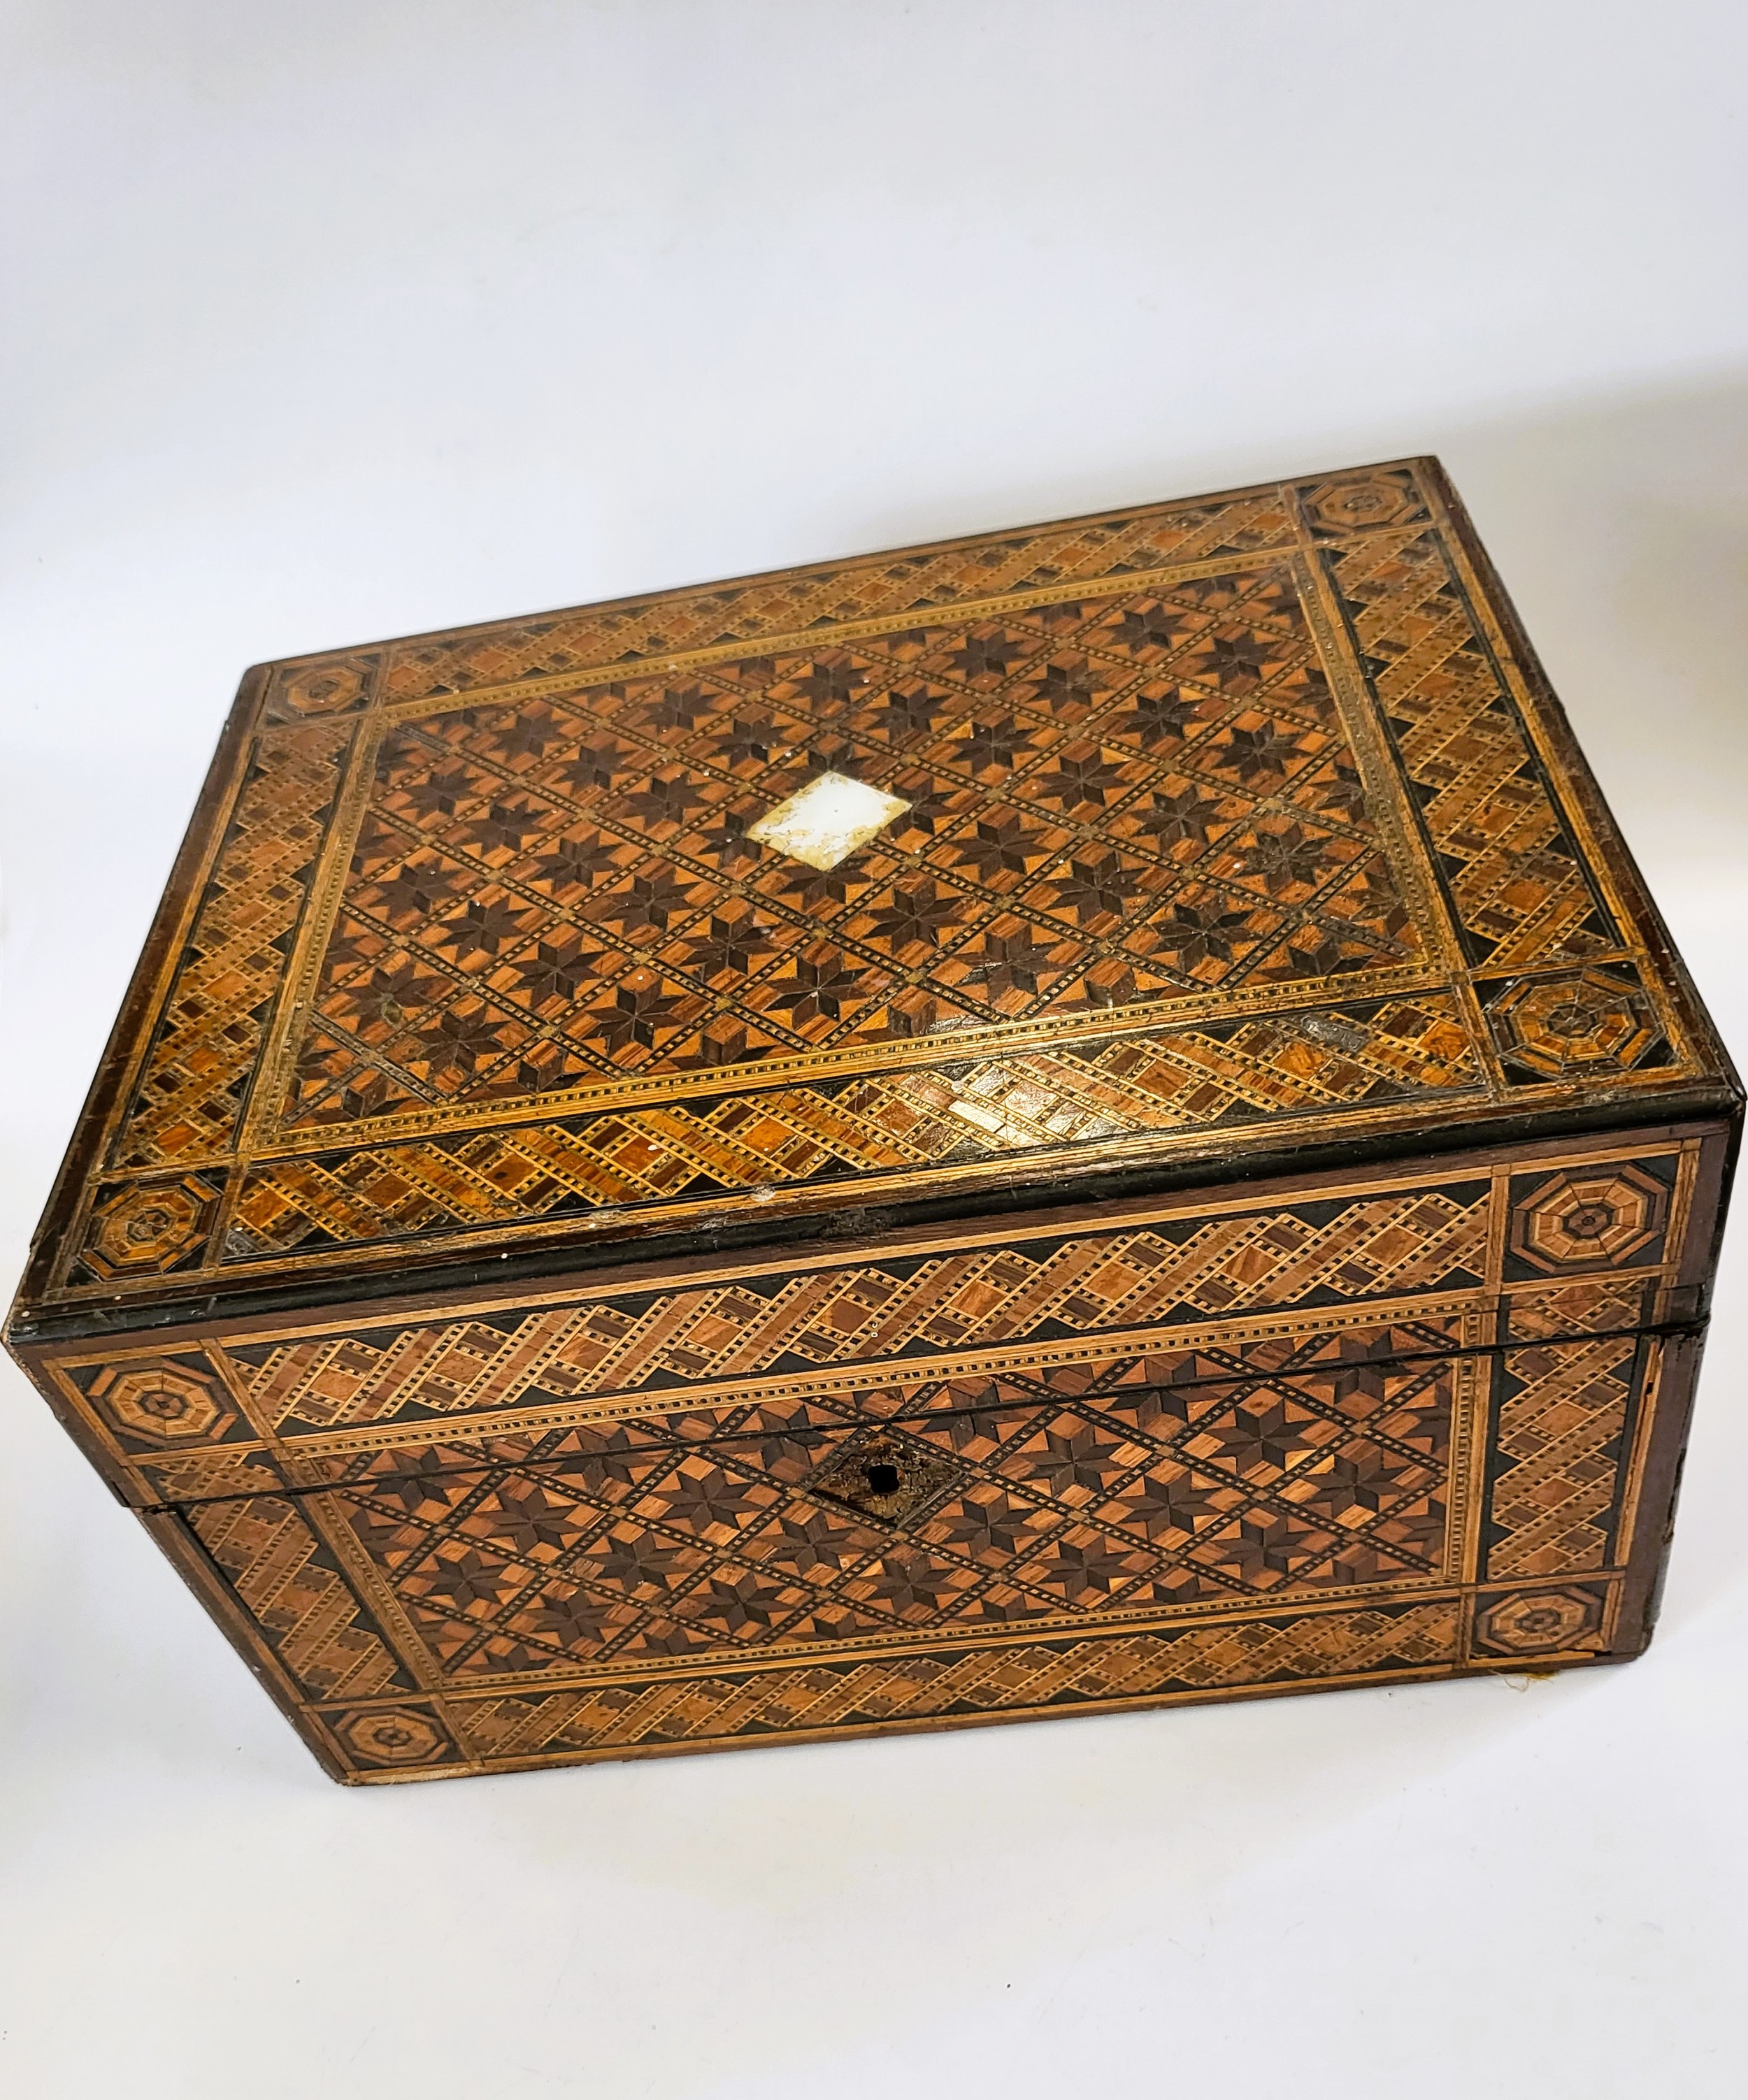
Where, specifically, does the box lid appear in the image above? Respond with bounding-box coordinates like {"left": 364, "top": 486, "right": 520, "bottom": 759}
{"left": 13, "top": 458, "right": 1738, "bottom": 1340}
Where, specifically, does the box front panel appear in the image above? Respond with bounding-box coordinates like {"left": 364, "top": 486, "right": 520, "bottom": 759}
{"left": 30, "top": 1127, "right": 1719, "bottom": 1778}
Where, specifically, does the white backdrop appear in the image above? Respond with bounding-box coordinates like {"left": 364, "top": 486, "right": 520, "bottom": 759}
{"left": 3, "top": 6, "right": 1747, "bottom": 2094}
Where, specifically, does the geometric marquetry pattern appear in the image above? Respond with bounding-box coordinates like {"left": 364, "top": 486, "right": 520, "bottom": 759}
{"left": 22, "top": 1131, "right": 1708, "bottom": 1780}
{"left": 1509, "top": 1160, "right": 1668, "bottom": 1274}
{"left": 110, "top": 724, "right": 351, "bottom": 1171}
{"left": 438, "top": 1599, "right": 1464, "bottom": 1763}
{"left": 138, "top": 1446, "right": 287, "bottom": 1506}
{"left": 328, "top": 1704, "right": 457, "bottom": 1769}
{"left": 378, "top": 490, "right": 1305, "bottom": 711}
{"left": 34, "top": 461, "right": 1710, "bottom": 1309}
{"left": 1484, "top": 1335, "right": 1639, "bottom": 1578}
{"left": 229, "top": 994, "right": 1479, "bottom": 1257}
{"left": 305, "top": 1349, "right": 1456, "bottom": 1682}
{"left": 99, "top": 496, "right": 1328, "bottom": 1183}
{"left": 1472, "top": 1584, "right": 1609, "bottom": 1659}
{"left": 283, "top": 561, "right": 1422, "bottom": 1125}
{"left": 235, "top": 1188, "right": 1490, "bottom": 1434}
{"left": 1505, "top": 1276, "right": 1649, "bottom": 1344}
{"left": 185, "top": 1492, "right": 408, "bottom": 1700}
{"left": 1484, "top": 967, "right": 1663, "bottom": 1083}
{"left": 1319, "top": 507, "right": 1614, "bottom": 971}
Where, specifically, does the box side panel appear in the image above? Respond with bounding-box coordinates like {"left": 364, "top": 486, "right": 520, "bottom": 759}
{"left": 8, "top": 663, "right": 272, "bottom": 1320}
{"left": 139, "top": 1508, "right": 356, "bottom": 1783}
{"left": 20, "top": 1122, "right": 1725, "bottom": 1781}
{"left": 1605, "top": 1325, "right": 1708, "bottom": 1655}
{"left": 1422, "top": 459, "right": 1740, "bottom": 1101}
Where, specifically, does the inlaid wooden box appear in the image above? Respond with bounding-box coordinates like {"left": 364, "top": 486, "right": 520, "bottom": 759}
{"left": 8, "top": 459, "right": 1738, "bottom": 1783}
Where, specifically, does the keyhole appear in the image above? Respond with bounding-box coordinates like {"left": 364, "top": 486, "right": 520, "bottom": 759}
{"left": 864, "top": 1462, "right": 902, "bottom": 1497}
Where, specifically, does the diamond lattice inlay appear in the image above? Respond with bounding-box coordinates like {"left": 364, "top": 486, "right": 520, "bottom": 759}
{"left": 317, "top": 1346, "right": 1456, "bottom": 1681}
{"left": 282, "top": 564, "right": 1424, "bottom": 1126}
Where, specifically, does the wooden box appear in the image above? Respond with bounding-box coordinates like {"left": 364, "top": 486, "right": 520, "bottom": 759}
{"left": 7, "top": 459, "right": 1738, "bottom": 1783}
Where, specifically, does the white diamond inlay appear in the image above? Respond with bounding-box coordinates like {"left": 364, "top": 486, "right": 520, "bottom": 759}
{"left": 747, "top": 772, "right": 910, "bottom": 871}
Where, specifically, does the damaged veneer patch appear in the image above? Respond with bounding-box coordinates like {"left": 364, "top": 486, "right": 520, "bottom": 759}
{"left": 747, "top": 771, "right": 911, "bottom": 871}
